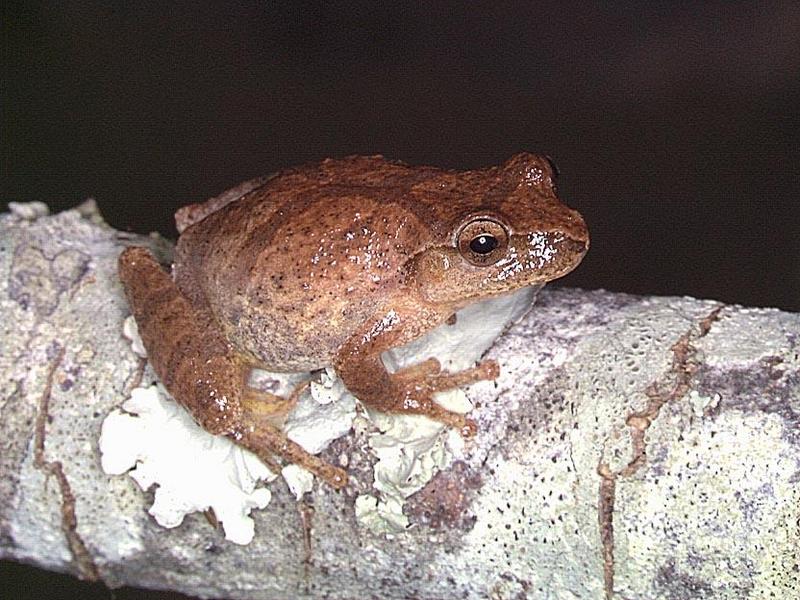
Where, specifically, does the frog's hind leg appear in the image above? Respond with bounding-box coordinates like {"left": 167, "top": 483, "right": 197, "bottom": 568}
{"left": 242, "top": 380, "right": 309, "bottom": 426}
{"left": 118, "top": 246, "right": 347, "bottom": 489}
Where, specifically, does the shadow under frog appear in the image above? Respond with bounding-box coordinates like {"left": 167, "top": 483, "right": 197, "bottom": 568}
{"left": 118, "top": 153, "right": 589, "bottom": 488}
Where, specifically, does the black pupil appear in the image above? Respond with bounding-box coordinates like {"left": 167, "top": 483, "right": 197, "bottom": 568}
{"left": 469, "top": 234, "right": 498, "bottom": 254}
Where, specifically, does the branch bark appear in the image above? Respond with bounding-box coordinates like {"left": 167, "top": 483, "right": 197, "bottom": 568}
{"left": 1, "top": 202, "right": 798, "bottom": 599}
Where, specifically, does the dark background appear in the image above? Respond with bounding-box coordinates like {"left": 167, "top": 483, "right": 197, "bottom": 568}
{"left": 2, "top": 1, "right": 798, "bottom": 599}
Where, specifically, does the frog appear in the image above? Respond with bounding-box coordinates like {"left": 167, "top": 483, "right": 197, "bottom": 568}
{"left": 118, "top": 153, "right": 589, "bottom": 489}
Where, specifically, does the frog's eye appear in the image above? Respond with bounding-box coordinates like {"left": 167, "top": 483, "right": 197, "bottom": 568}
{"left": 457, "top": 219, "right": 509, "bottom": 266}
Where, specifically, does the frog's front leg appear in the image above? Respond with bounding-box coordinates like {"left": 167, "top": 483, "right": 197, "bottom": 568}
{"left": 334, "top": 303, "right": 499, "bottom": 436}
{"left": 118, "top": 247, "right": 347, "bottom": 488}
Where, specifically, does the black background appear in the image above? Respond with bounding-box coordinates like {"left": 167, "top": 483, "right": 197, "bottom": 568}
{"left": 2, "top": 1, "right": 799, "bottom": 599}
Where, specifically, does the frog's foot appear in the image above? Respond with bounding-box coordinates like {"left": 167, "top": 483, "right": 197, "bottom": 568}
{"left": 234, "top": 408, "right": 348, "bottom": 489}
{"left": 238, "top": 380, "right": 347, "bottom": 488}
{"left": 383, "top": 358, "right": 500, "bottom": 436}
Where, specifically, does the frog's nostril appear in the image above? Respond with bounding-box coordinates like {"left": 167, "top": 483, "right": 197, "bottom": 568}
{"left": 569, "top": 237, "right": 589, "bottom": 254}
{"left": 544, "top": 233, "right": 586, "bottom": 253}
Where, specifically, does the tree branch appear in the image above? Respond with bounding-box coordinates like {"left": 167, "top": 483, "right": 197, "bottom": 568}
{"left": 1, "top": 202, "right": 797, "bottom": 599}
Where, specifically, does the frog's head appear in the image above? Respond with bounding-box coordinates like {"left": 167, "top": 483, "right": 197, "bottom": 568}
{"left": 408, "top": 153, "right": 589, "bottom": 306}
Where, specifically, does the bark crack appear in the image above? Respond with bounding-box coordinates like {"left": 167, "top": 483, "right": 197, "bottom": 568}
{"left": 121, "top": 355, "right": 147, "bottom": 396}
{"left": 298, "top": 500, "right": 315, "bottom": 593}
{"left": 596, "top": 305, "right": 723, "bottom": 599}
{"left": 33, "top": 343, "right": 100, "bottom": 581}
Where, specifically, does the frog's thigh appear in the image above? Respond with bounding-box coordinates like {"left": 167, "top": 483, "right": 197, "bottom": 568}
{"left": 118, "top": 246, "right": 248, "bottom": 434}
{"left": 119, "top": 248, "right": 297, "bottom": 432}
{"left": 119, "top": 247, "right": 347, "bottom": 488}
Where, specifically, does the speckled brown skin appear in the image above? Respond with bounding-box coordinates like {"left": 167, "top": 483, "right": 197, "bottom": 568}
{"left": 118, "top": 153, "right": 589, "bottom": 489}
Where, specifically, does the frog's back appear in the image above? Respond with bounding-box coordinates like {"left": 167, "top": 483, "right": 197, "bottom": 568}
{"left": 174, "top": 176, "right": 274, "bottom": 234}
{"left": 173, "top": 156, "right": 442, "bottom": 371}
{"left": 173, "top": 153, "right": 588, "bottom": 372}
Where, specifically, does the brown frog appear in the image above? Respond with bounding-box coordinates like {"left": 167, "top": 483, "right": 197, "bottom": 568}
{"left": 118, "top": 154, "right": 589, "bottom": 489}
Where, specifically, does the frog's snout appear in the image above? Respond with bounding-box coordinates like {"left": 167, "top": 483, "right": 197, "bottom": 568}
{"left": 553, "top": 233, "right": 589, "bottom": 278}
{"left": 551, "top": 206, "right": 590, "bottom": 264}
{"left": 552, "top": 231, "right": 589, "bottom": 265}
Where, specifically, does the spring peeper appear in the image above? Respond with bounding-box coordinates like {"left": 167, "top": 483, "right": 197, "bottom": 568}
{"left": 118, "top": 154, "right": 588, "bottom": 489}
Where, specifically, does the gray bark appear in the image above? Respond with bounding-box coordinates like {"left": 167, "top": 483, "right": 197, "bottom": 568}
{"left": 0, "top": 202, "right": 798, "bottom": 599}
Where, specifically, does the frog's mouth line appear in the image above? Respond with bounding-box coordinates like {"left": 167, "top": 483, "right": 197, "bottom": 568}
{"left": 543, "top": 235, "right": 589, "bottom": 280}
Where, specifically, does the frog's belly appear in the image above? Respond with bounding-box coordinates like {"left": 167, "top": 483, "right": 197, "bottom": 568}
{"left": 237, "top": 318, "right": 344, "bottom": 371}
{"left": 219, "top": 300, "right": 368, "bottom": 372}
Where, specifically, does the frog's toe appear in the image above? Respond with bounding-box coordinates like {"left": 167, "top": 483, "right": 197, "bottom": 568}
{"left": 392, "top": 357, "right": 442, "bottom": 381}
{"left": 426, "top": 359, "right": 500, "bottom": 391}
{"left": 419, "top": 401, "right": 474, "bottom": 433}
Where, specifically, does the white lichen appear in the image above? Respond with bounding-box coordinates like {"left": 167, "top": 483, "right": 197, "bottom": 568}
{"left": 99, "top": 385, "right": 276, "bottom": 545}
{"left": 354, "top": 494, "right": 409, "bottom": 535}
{"left": 687, "top": 389, "right": 721, "bottom": 417}
{"left": 281, "top": 464, "right": 315, "bottom": 500}
{"left": 121, "top": 316, "right": 147, "bottom": 358}
{"left": 283, "top": 368, "right": 357, "bottom": 454}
